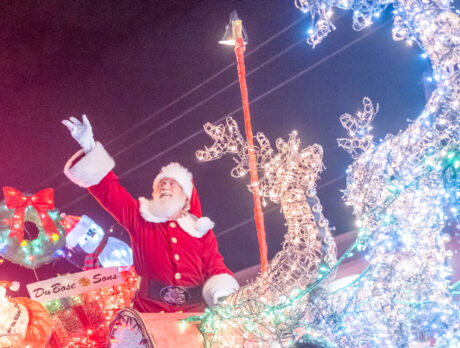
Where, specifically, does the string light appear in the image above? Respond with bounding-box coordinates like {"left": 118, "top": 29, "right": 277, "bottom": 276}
{"left": 0, "top": 197, "right": 66, "bottom": 269}
{"left": 195, "top": 117, "right": 337, "bottom": 346}
{"left": 44, "top": 268, "right": 138, "bottom": 347}
{"left": 189, "top": 0, "right": 459, "bottom": 346}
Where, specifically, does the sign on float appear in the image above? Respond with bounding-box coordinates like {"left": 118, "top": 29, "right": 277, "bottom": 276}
{"left": 27, "top": 267, "right": 123, "bottom": 303}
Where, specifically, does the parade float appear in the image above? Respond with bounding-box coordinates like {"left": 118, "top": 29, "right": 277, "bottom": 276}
{"left": 1, "top": 0, "right": 458, "bottom": 346}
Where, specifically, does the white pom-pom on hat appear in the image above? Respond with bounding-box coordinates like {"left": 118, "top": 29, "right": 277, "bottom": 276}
{"left": 196, "top": 217, "right": 215, "bottom": 234}
{"left": 177, "top": 214, "right": 215, "bottom": 238}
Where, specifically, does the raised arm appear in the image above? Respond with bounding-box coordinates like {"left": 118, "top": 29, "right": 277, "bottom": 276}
{"left": 62, "top": 115, "right": 138, "bottom": 233}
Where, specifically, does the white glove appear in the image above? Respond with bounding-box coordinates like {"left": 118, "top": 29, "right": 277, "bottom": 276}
{"left": 62, "top": 115, "right": 96, "bottom": 154}
{"left": 212, "top": 289, "right": 232, "bottom": 305}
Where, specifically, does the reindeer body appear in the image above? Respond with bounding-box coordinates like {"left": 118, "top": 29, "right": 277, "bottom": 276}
{"left": 296, "top": 0, "right": 459, "bottom": 346}
{"left": 196, "top": 119, "right": 337, "bottom": 347}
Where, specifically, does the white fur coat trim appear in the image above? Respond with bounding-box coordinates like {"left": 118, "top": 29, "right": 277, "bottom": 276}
{"left": 202, "top": 273, "right": 240, "bottom": 307}
{"left": 138, "top": 198, "right": 214, "bottom": 238}
{"left": 64, "top": 142, "right": 115, "bottom": 188}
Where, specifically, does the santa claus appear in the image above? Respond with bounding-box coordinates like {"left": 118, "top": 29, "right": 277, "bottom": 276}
{"left": 62, "top": 115, "right": 239, "bottom": 313}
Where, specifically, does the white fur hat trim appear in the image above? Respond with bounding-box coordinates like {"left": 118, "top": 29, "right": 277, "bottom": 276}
{"left": 153, "top": 162, "right": 193, "bottom": 199}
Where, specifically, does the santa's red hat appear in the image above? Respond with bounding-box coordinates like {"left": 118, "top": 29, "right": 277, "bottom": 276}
{"left": 150, "top": 162, "right": 214, "bottom": 236}
{"left": 188, "top": 184, "right": 215, "bottom": 234}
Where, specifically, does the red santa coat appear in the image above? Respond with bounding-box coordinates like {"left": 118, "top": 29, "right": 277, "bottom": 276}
{"left": 64, "top": 142, "right": 239, "bottom": 313}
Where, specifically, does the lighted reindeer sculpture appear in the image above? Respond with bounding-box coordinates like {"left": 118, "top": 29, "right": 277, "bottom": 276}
{"left": 294, "top": 0, "right": 460, "bottom": 345}
{"left": 190, "top": 0, "right": 459, "bottom": 346}
{"left": 292, "top": 93, "right": 459, "bottom": 347}
{"left": 195, "top": 118, "right": 337, "bottom": 347}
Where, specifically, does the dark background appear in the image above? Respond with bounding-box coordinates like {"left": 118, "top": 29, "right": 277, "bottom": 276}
{"left": 0, "top": 0, "right": 446, "bottom": 296}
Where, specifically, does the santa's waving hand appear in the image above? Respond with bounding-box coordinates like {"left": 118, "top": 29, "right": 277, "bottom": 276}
{"left": 62, "top": 115, "right": 95, "bottom": 154}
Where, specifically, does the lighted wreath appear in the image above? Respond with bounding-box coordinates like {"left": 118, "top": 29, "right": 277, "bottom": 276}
{"left": 0, "top": 187, "right": 66, "bottom": 268}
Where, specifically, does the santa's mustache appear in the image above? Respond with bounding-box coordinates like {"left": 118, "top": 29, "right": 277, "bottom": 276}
{"left": 148, "top": 194, "right": 186, "bottom": 219}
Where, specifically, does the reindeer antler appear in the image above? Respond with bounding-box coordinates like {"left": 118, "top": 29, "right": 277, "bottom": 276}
{"left": 196, "top": 117, "right": 256, "bottom": 177}
{"left": 197, "top": 117, "right": 324, "bottom": 204}
{"left": 338, "top": 97, "right": 378, "bottom": 159}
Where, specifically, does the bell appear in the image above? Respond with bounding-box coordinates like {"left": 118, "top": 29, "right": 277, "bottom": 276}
{"left": 219, "top": 10, "right": 248, "bottom": 46}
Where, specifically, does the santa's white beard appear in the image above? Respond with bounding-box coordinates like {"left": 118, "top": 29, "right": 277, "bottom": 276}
{"left": 148, "top": 195, "right": 186, "bottom": 220}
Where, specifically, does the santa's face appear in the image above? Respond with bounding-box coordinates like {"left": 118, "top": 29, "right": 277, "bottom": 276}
{"left": 150, "top": 178, "right": 188, "bottom": 220}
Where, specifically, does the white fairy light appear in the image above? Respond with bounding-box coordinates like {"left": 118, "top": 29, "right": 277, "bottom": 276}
{"left": 189, "top": 0, "right": 459, "bottom": 346}
{"left": 196, "top": 117, "right": 337, "bottom": 346}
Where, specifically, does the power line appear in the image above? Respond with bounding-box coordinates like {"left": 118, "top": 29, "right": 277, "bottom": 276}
{"left": 107, "top": 16, "right": 307, "bottom": 147}
{"left": 51, "top": 36, "right": 307, "bottom": 195}
{"left": 111, "top": 37, "right": 306, "bottom": 157}
{"left": 29, "top": 16, "right": 307, "bottom": 192}
{"left": 215, "top": 174, "right": 346, "bottom": 238}
{"left": 59, "top": 22, "right": 386, "bottom": 211}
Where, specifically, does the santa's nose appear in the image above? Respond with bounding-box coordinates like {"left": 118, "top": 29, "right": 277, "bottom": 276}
{"left": 161, "top": 183, "right": 171, "bottom": 190}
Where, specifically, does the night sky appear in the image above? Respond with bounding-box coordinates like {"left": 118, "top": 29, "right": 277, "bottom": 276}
{"left": 0, "top": 0, "right": 440, "bottom": 296}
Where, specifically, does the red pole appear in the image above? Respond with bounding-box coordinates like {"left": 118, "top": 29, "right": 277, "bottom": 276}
{"left": 233, "top": 34, "right": 268, "bottom": 274}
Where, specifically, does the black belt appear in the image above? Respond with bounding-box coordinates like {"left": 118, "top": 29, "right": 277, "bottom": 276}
{"left": 139, "top": 277, "right": 203, "bottom": 306}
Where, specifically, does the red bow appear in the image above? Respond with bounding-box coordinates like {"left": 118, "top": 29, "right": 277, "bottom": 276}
{"left": 3, "top": 186, "right": 59, "bottom": 243}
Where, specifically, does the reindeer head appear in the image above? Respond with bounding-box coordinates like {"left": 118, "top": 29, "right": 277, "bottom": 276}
{"left": 197, "top": 117, "right": 324, "bottom": 204}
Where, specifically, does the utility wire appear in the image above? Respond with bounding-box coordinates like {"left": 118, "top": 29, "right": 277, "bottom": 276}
{"left": 107, "top": 16, "right": 307, "bottom": 147}
{"left": 112, "top": 37, "right": 306, "bottom": 157}
{"left": 215, "top": 174, "right": 345, "bottom": 238}
{"left": 29, "top": 16, "right": 307, "bottom": 192}
{"left": 60, "top": 22, "right": 387, "bottom": 211}
{"left": 52, "top": 36, "right": 306, "bottom": 194}
{"left": 34, "top": 17, "right": 319, "bottom": 194}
